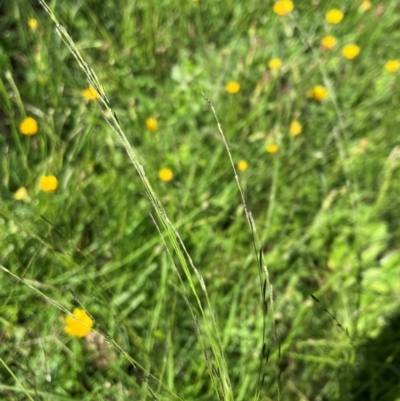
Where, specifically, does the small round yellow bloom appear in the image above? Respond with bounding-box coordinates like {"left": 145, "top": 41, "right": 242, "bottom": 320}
{"left": 14, "top": 187, "right": 28, "bottom": 201}
{"left": 325, "top": 9, "right": 344, "bottom": 24}
{"left": 307, "top": 85, "right": 329, "bottom": 101}
{"left": 360, "top": 138, "right": 368, "bottom": 150}
{"left": 19, "top": 117, "right": 38, "bottom": 136}
{"left": 321, "top": 36, "right": 337, "bottom": 50}
{"left": 342, "top": 44, "right": 360, "bottom": 60}
{"left": 266, "top": 144, "right": 279, "bottom": 154}
{"left": 273, "top": 1, "right": 294, "bottom": 16}
{"left": 268, "top": 58, "right": 283, "bottom": 70}
{"left": 226, "top": 81, "right": 240, "bottom": 94}
{"left": 146, "top": 117, "right": 158, "bottom": 132}
{"left": 237, "top": 160, "right": 248, "bottom": 171}
{"left": 385, "top": 60, "right": 400, "bottom": 73}
{"left": 290, "top": 120, "right": 302, "bottom": 136}
{"left": 28, "top": 18, "right": 38, "bottom": 30}
{"left": 82, "top": 85, "right": 100, "bottom": 101}
{"left": 39, "top": 175, "right": 58, "bottom": 193}
{"left": 158, "top": 168, "right": 174, "bottom": 182}
{"left": 64, "top": 308, "right": 94, "bottom": 338}
{"left": 359, "top": 1, "right": 372, "bottom": 12}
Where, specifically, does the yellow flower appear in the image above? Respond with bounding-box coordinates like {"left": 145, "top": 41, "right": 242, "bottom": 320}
{"left": 237, "top": 160, "right": 248, "bottom": 171}
{"left": 64, "top": 308, "right": 94, "bottom": 338}
{"left": 146, "top": 117, "right": 158, "bottom": 132}
{"left": 359, "top": 1, "right": 372, "bottom": 12}
{"left": 39, "top": 175, "right": 58, "bottom": 193}
{"left": 14, "top": 187, "right": 28, "bottom": 201}
{"left": 82, "top": 85, "right": 100, "bottom": 101}
{"left": 19, "top": 117, "right": 38, "bottom": 136}
{"left": 321, "top": 35, "right": 337, "bottom": 50}
{"left": 325, "top": 9, "right": 344, "bottom": 24}
{"left": 290, "top": 120, "right": 302, "bottom": 136}
{"left": 226, "top": 81, "right": 240, "bottom": 94}
{"left": 342, "top": 44, "right": 360, "bottom": 60}
{"left": 273, "top": 1, "right": 294, "bottom": 16}
{"left": 28, "top": 18, "right": 38, "bottom": 30}
{"left": 360, "top": 138, "right": 368, "bottom": 150}
{"left": 385, "top": 60, "right": 400, "bottom": 73}
{"left": 266, "top": 144, "right": 279, "bottom": 154}
{"left": 268, "top": 58, "right": 283, "bottom": 70}
{"left": 307, "top": 85, "right": 328, "bottom": 101}
{"left": 158, "top": 168, "right": 174, "bottom": 182}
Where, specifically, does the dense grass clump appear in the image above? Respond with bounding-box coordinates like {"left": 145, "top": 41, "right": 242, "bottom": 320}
{"left": 1, "top": 1, "right": 400, "bottom": 400}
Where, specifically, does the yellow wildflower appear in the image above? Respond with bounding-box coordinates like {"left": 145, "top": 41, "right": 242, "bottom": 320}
{"left": 146, "top": 117, "right": 158, "bottom": 132}
{"left": 360, "top": 138, "right": 368, "bottom": 150}
{"left": 14, "top": 187, "right": 28, "bottom": 201}
{"left": 385, "top": 60, "right": 400, "bottom": 73}
{"left": 321, "top": 36, "right": 337, "bottom": 50}
{"left": 28, "top": 18, "right": 38, "bottom": 31}
{"left": 19, "top": 117, "right": 38, "bottom": 136}
{"left": 325, "top": 9, "right": 344, "bottom": 24}
{"left": 273, "top": 1, "right": 294, "bottom": 16}
{"left": 226, "top": 81, "right": 240, "bottom": 94}
{"left": 82, "top": 85, "right": 100, "bottom": 101}
{"left": 307, "top": 85, "right": 328, "bottom": 101}
{"left": 64, "top": 308, "right": 94, "bottom": 338}
{"left": 290, "top": 120, "right": 302, "bottom": 136}
{"left": 342, "top": 44, "right": 360, "bottom": 60}
{"left": 39, "top": 175, "right": 58, "bottom": 193}
{"left": 158, "top": 168, "right": 174, "bottom": 182}
{"left": 268, "top": 58, "right": 283, "bottom": 70}
{"left": 237, "top": 160, "right": 248, "bottom": 171}
{"left": 266, "top": 144, "right": 279, "bottom": 154}
{"left": 359, "top": 1, "right": 372, "bottom": 12}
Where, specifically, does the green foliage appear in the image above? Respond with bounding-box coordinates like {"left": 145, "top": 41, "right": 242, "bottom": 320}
{"left": 1, "top": 0, "right": 400, "bottom": 400}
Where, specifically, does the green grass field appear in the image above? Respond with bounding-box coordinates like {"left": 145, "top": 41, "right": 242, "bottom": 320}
{"left": 1, "top": 0, "right": 400, "bottom": 400}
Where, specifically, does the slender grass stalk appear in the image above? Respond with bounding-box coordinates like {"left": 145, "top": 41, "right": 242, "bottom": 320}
{"left": 37, "top": 1, "right": 233, "bottom": 399}
{"left": 202, "top": 93, "right": 279, "bottom": 401}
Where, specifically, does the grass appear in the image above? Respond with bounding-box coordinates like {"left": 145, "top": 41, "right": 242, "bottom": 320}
{"left": 1, "top": 0, "right": 400, "bottom": 400}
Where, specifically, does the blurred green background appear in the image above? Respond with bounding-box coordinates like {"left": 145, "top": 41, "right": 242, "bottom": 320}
{"left": 1, "top": 0, "right": 400, "bottom": 400}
